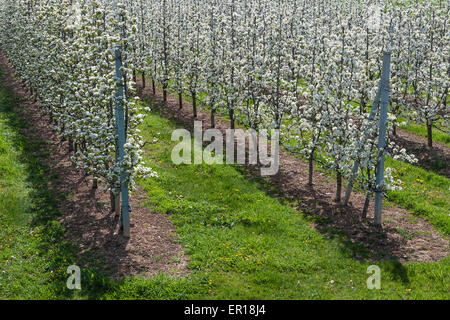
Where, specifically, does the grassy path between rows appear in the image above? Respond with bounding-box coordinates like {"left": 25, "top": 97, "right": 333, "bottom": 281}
{"left": 0, "top": 71, "right": 449, "bottom": 299}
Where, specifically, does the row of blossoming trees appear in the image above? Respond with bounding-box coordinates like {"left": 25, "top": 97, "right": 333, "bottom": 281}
{"left": 124, "top": 0, "right": 447, "bottom": 210}
{"left": 0, "top": 0, "right": 156, "bottom": 213}
{"left": 0, "top": 0, "right": 448, "bottom": 222}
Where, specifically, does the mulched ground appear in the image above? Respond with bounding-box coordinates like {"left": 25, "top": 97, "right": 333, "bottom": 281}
{"left": 137, "top": 79, "right": 449, "bottom": 263}
{"left": 0, "top": 52, "right": 188, "bottom": 280}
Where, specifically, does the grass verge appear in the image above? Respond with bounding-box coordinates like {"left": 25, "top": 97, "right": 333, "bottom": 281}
{"left": 0, "top": 73, "right": 77, "bottom": 299}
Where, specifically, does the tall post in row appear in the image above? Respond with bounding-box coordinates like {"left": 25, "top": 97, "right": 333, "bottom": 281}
{"left": 115, "top": 45, "right": 130, "bottom": 238}
{"left": 373, "top": 49, "right": 392, "bottom": 226}
{"left": 343, "top": 21, "right": 393, "bottom": 227}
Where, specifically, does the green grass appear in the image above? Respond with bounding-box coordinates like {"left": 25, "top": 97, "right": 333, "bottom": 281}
{"left": 385, "top": 157, "right": 450, "bottom": 236}
{"left": 135, "top": 106, "right": 450, "bottom": 299}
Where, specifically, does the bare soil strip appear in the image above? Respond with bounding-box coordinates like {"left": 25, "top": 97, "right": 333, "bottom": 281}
{"left": 137, "top": 80, "right": 449, "bottom": 263}
{"left": 0, "top": 52, "right": 188, "bottom": 280}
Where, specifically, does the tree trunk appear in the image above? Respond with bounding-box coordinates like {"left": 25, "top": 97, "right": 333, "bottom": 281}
{"left": 142, "top": 72, "right": 146, "bottom": 88}
{"left": 110, "top": 191, "right": 116, "bottom": 212}
{"left": 60, "top": 123, "right": 66, "bottom": 142}
{"left": 152, "top": 79, "right": 156, "bottom": 95}
{"left": 115, "top": 192, "right": 120, "bottom": 216}
{"left": 427, "top": 122, "right": 433, "bottom": 149}
{"left": 163, "top": 84, "right": 167, "bottom": 104}
{"left": 362, "top": 193, "right": 371, "bottom": 219}
{"left": 192, "top": 92, "right": 197, "bottom": 118}
{"left": 308, "top": 153, "right": 314, "bottom": 186}
{"left": 68, "top": 138, "right": 73, "bottom": 152}
{"left": 335, "top": 171, "right": 342, "bottom": 202}
{"left": 229, "top": 109, "right": 235, "bottom": 129}
{"left": 179, "top": 92, "right": 183, "bottom": 110}
{"left": 92, "top": 178, "right": 98, "bottom": 190}
{"left": 211, "top": 108, "right": 215, "bottom": 129}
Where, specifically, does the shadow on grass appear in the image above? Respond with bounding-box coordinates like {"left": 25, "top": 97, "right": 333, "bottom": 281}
{"left": 0, "top": 73, "right": 116, "bottom": 299}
